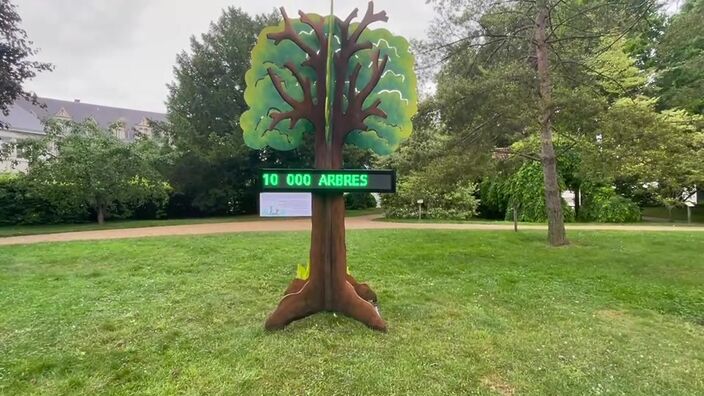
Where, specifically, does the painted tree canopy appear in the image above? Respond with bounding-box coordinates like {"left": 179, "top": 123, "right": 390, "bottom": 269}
{"left": 240, "top": 2, "right": 418, "bottom": 156}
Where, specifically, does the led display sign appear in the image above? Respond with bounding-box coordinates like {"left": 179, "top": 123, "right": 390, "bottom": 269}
{"left": 261, "top": 169, "right": 396, "bottom": 193}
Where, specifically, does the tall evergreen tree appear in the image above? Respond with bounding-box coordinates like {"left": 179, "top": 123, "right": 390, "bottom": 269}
{"left": 166, "top": 8, "right": 281, "bottom": 215}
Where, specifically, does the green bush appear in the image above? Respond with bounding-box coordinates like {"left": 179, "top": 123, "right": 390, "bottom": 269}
{"left": 0, "top": 171, "right": 172, "bottom": 226}
{"left": 501, "top": 163, "right": 575, "bottom": 222}
{"left": 0, "top": 173, "right": 89, "bottom": 225}
{"left": 383, "top": 175, "right": 480, "bottom": 220}
{"left": 0, "top": 173, "right": 31, "bottom": 225}
{"left": 479, "top": 176, "right": 510, "bottom": 220}
{"left": 345, "top": 192, "right": 377, "bottom": 210}
{"left": 580, "top": 187, "right": 641, "bottom": 223}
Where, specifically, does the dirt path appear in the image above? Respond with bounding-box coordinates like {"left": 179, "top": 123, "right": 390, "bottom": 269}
{"left": 2, "top": 215, "right": 703, "bottom": 246}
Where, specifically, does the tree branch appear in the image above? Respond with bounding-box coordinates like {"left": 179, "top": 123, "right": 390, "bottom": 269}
{"left": 349, "top": 2, "right": 388, "bottom": 44}
{"left": 553, "top": 57, "right": 629, "bottom": 95}
{"left": 298, "top": 11, "right": 326, "bottom": 49}
{"left": 341, "top": 50, "right": 389, "bottom": 135}
{"left": 343, "top": 8, "right": 358, "bottom": 28}
{"left": 357, "top": 50, "right": 389, "bottom": 107}
{"left": 333, "top": 2, "right": 394, "bottom": 140}
{"left": 268, "top": 68, "right": 299, "bottom": 108}
{"left": 362, "top": 98, "right": 387, "bottom": 121}
{"left": 266, "top": 67, "right": 314, "bottom": 130}
{"left": 341, "top": 0, "right": 387, "bottom": 58}
{"left": 268, "top": 8, "right": 317, "bottom": 61}
{"left": 459, "top": 113, "right": 502, "bottom": 144}
{"left": 348, "top": 63, "right": 362, "bottom": 101}
{"left": 284, "top": 62, "right": 313, "bottom": 104}
{"left": 493, "top": 148, "right": 542, "bottom": 162}
{"left": 548, "top": 33, "right": 611, "bottom": 44}
{"left": 335, "top": 7, "right": 360, "bottom": 44}
{"left": 268, "top": 110, "right": 303, "bottom": 130}
{"left": 418, "top": 24, "right": 533, "bottom": 73}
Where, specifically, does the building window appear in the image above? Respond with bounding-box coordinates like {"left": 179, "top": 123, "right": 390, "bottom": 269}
{"left": 111, "top": 120, "right": 128, "bottom": 140}
{"left": 133, "top": 117, "right": 153, "bottom": 138}
{"left": 54, "top": 107, "right": 72, "bottom": 121}
{"left": 113, "top": 126, "right": 127, "bottom": 140}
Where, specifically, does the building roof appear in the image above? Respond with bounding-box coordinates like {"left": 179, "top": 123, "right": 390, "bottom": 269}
{"left": 1, "top": 97, "right": 166, "bottom": 138}
{"left": 0, "top": 103, "right": 45, "bottom": 134}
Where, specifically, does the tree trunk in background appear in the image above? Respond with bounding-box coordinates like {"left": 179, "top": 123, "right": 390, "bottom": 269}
{"left": 535, "top": 0, "right": 568, "bottom": 246}
{"left": 97, "top": 205, "right": 105, "bottom": 225}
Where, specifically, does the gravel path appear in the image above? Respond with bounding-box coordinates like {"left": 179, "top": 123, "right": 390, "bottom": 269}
{"left": 1, "top": 216, "right": 703, "bottom": 246}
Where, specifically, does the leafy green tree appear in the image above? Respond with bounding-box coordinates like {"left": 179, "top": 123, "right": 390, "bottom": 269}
{"left": 0, "top": 0, "right": 52, "bottom": 128}
{"left": 379, "top": 99, "right": 491, "bottom": 220}
{"left": 240, "top": 2, "right": 418, "bottom": 331}
{"left": 653, "top": 0, "right": 704, "bottom": 114}
{"left": 594, "top": 96, "right": 704, "bottom": 210}
{"left": 165, "top": 8, "right": 279, "bottom": 215}
{"left": 426, "top": 0, "right": 659, "bottom": 245}
{"left": 20, "top": 121, "right": 170, "bottom": 224}
{"left": 501, "top": 40, "right": 702, "bottom": 222}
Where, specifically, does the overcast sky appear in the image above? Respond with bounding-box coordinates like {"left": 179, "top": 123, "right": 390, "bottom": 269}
{"left": 18, "top": 0, "right": 436, "bottom": 113}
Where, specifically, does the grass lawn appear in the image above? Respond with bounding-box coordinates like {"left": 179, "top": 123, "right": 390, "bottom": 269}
{"left": 380, "top": 214, "right": 703, "bottom": 228}
{"left": 1, "top": 230, "right": 703, "bottom": 395}
{"left": 0, "top": 209, "right": 382, "bottom": 238}
{"left": 0, "top": 216, "right": 260, "bottom": 238}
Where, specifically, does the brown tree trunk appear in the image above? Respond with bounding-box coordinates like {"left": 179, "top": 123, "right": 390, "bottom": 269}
{"left": 264, "top": 131, "right": 386, "bottom": 331}
{"left": 535, "top": 1, "right": 568, "bottom": 246}
{"left": 97, "top": 205, "right": 105, "bottom": 225}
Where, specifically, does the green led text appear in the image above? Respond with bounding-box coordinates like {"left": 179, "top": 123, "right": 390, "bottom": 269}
{"left": 263, "top": 173, "right": 279, "bottom": 186}
{"left": 318, "top": 174, "right": 368, "bottom": 188}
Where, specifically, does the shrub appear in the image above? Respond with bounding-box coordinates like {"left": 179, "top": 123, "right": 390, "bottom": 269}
{"left": 479, "top": 176, "right": 510, "bottom": 220}
{"left": 0, "top": 173, "right": 89, "bottom": 225}
{"left": 345, "top": 192, "right": 377, "bottom": 210}
{"left": 383, "top": 175, "right": 480, "bottom": 220}
{"left": 0, "top": 173, "right": 31, "bottom": 225}
{"left": 0, "top": 171, "right": 171, "bottom": 226}
{"left": 503, "top": 162, "right": 575, "bottom": 222}
{"left": 580, "top": 187, "right": 641, "bottom": 223}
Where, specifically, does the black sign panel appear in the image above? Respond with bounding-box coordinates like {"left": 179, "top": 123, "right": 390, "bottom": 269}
{"left": 261, "top": 169, "right": 396, "bottom": 193}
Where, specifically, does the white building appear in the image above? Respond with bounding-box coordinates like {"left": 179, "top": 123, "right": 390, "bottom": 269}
{"left": 0, "top": 97, "right": 166, "bottom": 172}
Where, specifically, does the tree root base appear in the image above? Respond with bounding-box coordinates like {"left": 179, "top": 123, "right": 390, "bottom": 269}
{"left": 265, "top": 276, "right": 386, "bottom": 332}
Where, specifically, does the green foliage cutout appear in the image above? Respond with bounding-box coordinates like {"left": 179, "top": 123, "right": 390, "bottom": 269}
{"left": 240, "top": 3, "right": 418, "bottom": 156}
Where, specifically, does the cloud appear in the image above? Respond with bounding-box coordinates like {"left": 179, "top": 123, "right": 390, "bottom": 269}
{"left": 18, "top": 0, "right": 435, "bottom": 113}
{"left": 18, "top": 0, "right": 148, "bottom": 55}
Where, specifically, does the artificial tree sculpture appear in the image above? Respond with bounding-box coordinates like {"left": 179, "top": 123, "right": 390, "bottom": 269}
{"left": 241, "top": 1, "right": 417, "bottom": 331}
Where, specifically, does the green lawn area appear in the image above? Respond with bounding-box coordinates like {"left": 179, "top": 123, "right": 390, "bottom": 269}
{"left": 0, "top": 216, "right": 260, "bottom": 238}
{"left": 643, "top": 206, "right": 704, "bottom": 223}
{"left": 1, "top": 230, "right": 703, "bottom": 395}
{"left": 0, "top": 209, "right": 382, "bottom": 238}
